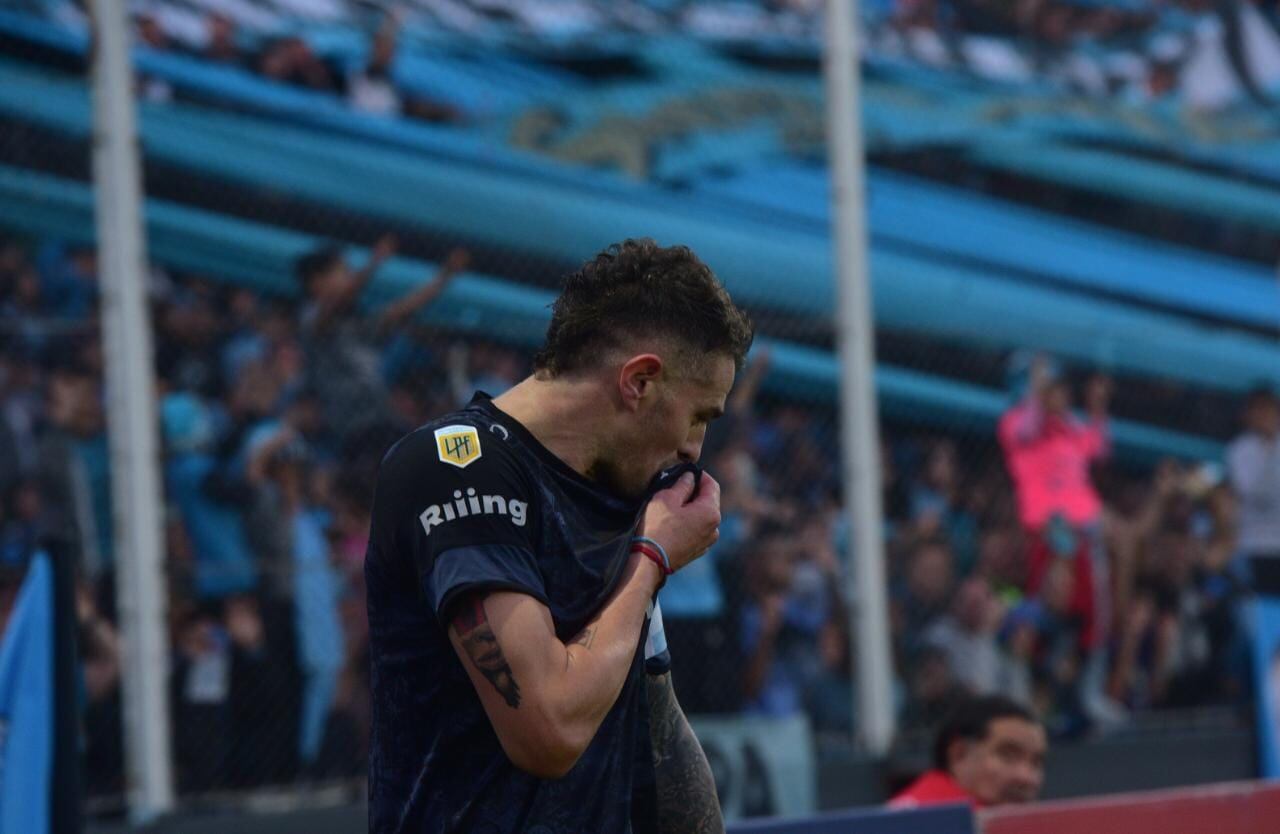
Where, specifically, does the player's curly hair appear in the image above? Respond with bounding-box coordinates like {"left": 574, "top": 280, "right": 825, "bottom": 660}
{"left": 534, "top": 239, "right": 754, "bottom": 377}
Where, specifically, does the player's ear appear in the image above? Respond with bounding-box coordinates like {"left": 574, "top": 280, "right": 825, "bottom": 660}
{"left": 618, "top": 354, "right": 663, "bottom": 412}
{"left": 947, "top": 738, "right": 969, "bottom": 772}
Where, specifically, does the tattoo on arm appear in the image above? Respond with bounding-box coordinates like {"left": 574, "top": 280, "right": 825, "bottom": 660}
{"left": 452, "top": 595, "right": 522, "bottom": 709}
{"left": 647, "top": 672, "right": 724, "bottom": 834}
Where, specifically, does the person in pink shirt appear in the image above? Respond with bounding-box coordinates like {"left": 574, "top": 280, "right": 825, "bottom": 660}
{"left": 1000, "top": 358, "right": 1110, "bottom": 536}
{"left": 999, "top": 354, "right": 1121, "bottom": 724}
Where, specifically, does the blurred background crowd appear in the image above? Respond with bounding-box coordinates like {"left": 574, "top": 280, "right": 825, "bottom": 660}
{"left": 22, "top": 0, "right": 1280, "bottom": 113}
{"left": 1, "top": 227, "right": 1269, "bottom": 804}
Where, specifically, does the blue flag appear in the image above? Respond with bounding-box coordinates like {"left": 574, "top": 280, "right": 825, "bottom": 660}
{"left": 0, "top": 553, "right": 53, "bottom": 834}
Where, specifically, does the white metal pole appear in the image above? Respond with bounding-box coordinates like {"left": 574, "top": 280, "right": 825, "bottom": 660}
{"left": 89, "top": 0, "right": 175, "bottom": 821}
{"left": 823, "top": 0, "right": 896, "bottom": 755}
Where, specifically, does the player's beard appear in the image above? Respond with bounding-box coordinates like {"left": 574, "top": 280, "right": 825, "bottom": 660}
{"left": 587, "top": 454, "right": 652, "bottom": 503}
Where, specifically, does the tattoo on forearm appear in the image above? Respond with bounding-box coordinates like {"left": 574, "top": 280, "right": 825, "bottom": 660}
{"left": 452, "top": 596, "right": 522, "bottom": 709}
{"left": 647, "top": 673, "right": 724, "bottom": 834}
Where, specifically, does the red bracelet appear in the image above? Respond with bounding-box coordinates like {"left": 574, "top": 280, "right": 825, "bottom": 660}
{"left": 631, "top": 543, "right": 674, "bottom": 579}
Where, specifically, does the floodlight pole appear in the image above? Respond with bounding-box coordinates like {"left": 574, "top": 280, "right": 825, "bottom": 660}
{"left": 823, "top": 0, "right": 896, "bottom": 756}
{"left": 89, "top": 0, "right": 175, "bottom": 821}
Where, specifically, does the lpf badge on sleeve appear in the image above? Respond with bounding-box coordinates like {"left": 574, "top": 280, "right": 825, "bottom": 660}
{"left": 434, "top": 425, "right": 482, "bottom": 468}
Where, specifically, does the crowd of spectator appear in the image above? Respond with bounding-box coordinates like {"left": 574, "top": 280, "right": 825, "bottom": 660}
{"left": 867, "top": 0, "right": 1280, "bottom": 110}
{"left": 1, "top": 223, "right": 1269, "bottom": 804}
{"left": 30, "top": 0, "right": 1272, "bottom": 116}
{"left": 120, "top": 3, "right": 465, "bottom": 122}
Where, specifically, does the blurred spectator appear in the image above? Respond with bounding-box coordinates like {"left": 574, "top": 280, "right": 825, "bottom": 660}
{"left": 0, "top": 347, "right": 41, "bottom": 488}
{"left": 974, "top": 523, "right": 1026, "bottom": 595}
{"left": 347, "top": 12, "right": 403, "bottom": 116}
{"left": 0, "top": 479, "right": 42, "bottom": 570}
{"left": 35, "top": 242, "right": 96, "bottom": 319}
{"left": 203, "top": 13, "right": 246, "bottom": 67}
{"left": 171, "top": 604, "right": 233, "bottom": 793}
{"left": 255, "top": 36, "right": 340, "bottom": 92}
{"left": 910, "top": 439, "right": 979, "bottom": 573}
{"left": 1227, "top": 386, "right": 1280, "bottom": 593}
{"left": 133, "top": 12, "right": 176, "bottom": 101}
{"left": 1013, "top": 557, "right": 1088, "bottom": 735}
{"left": 161, "top": 393, "right": 257, "bottom": 599}
{"left": 243, "top": 419, "right": 345, "bottom": 772}
{"left": 898, "top": 644, "right": 967, "bottom": 734}
{"left": 0, "top": 242, "right": 51, "bottom": 363}
{"left": 345, "top": 10, "right": 461, "bottom": 123}
{"left": 295, "top": 239, "right": 466, "bottom": 441}
{"left": 893, "top": 536, "right": 956, "bottom": 660}
{"left": 157, "top": 280, "right": 227, "bottom": 397}
{"left": 998, "top": 353, "right": 1122, "bottom": 726}
{"left": 924, "top": 577, "right": 1030, "bottom": 703}
{"left": 1111, "top": 464, "right": 1245, "bottom": 709}
{"left": 36, "top": 358, "right": 112, "bottom": 582}
{"left": 740, "top": 524, "right": 837, "bottom": 717}
{"left": 447, "top": 341, "right": 527, "bottom": 408}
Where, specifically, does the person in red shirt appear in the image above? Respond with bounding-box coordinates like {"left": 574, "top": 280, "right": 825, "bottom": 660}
{"left": 890, "top": 695, "right": 1047, "bottom": 809}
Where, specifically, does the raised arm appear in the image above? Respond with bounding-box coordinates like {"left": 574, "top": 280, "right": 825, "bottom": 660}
{"left": 447, "top": 472, "right": 721, "bottom": 779}
{"left": 647, "top": 671, "right": 724, "bottom": 834}
{"left": 376, "top": 248, "right": 469, "bottom": 335}
{"left": 310, "top": 234, "right": 397, "bottom": 331}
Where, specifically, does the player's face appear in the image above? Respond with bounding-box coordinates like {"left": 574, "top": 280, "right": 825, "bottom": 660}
{"left": 952, "top": 717, "right": 1046, "bottom": 805}
{"left": 607, "top": 354, "right": 736, "bottom": 499}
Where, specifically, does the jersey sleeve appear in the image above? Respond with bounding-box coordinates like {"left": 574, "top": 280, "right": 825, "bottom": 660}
{"left": 398, "top": 422, "right": 546, "bottom": 624}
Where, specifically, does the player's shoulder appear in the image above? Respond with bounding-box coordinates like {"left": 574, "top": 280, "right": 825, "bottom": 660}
{"left": 379, "top": 402, "right": 527, "bottom": 484}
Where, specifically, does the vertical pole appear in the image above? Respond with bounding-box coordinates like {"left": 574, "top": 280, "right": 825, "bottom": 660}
{"left": 823, "top": 0, "right": 896, "bottom": 755}
{"left": 89, "top": 0, "right": 175, "bottom": 821}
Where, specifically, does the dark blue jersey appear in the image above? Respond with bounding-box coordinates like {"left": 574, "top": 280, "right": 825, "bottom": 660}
{"left": 367, "top": 394, "right": 671, "bottom": 834}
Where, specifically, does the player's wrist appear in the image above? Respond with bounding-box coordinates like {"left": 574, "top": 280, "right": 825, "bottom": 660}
{"left": 630, "top": 537, "right": 672, "bottom": 589}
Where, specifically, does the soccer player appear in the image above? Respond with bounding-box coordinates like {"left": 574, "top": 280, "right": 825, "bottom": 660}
{"left": 889, "top": 695, "right": 1047, "bottom": 809}
{"left": 366, "top": 239, "right": 754, "bottom": 833}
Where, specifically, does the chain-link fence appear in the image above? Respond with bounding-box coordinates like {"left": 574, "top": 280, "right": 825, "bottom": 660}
{"left": 2, "top": 0, "right": 1280, "bottom": 825}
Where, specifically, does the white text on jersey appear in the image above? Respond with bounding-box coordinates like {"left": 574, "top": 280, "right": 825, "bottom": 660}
{"left": 419, "top": 488, "right": 529, "bottom": 536}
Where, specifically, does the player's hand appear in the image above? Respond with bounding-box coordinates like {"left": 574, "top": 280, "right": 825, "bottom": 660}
{"left": 640, "top": 471, "right": 721, "bottom": 572}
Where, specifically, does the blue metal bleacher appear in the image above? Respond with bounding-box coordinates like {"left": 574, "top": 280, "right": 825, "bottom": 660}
{"left": 2, "top": 60, "right": 1278, "bottom": 399}
{"left": 0, "top": 164, "right": 1222, "bottom": 464}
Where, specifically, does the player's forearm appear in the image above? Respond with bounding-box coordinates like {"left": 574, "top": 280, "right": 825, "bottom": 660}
{"left": 647, "top": 672, "right": 724, "bottom": 834}
{"left": 548, "top": 554, "right": 664, "bottom": 750}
